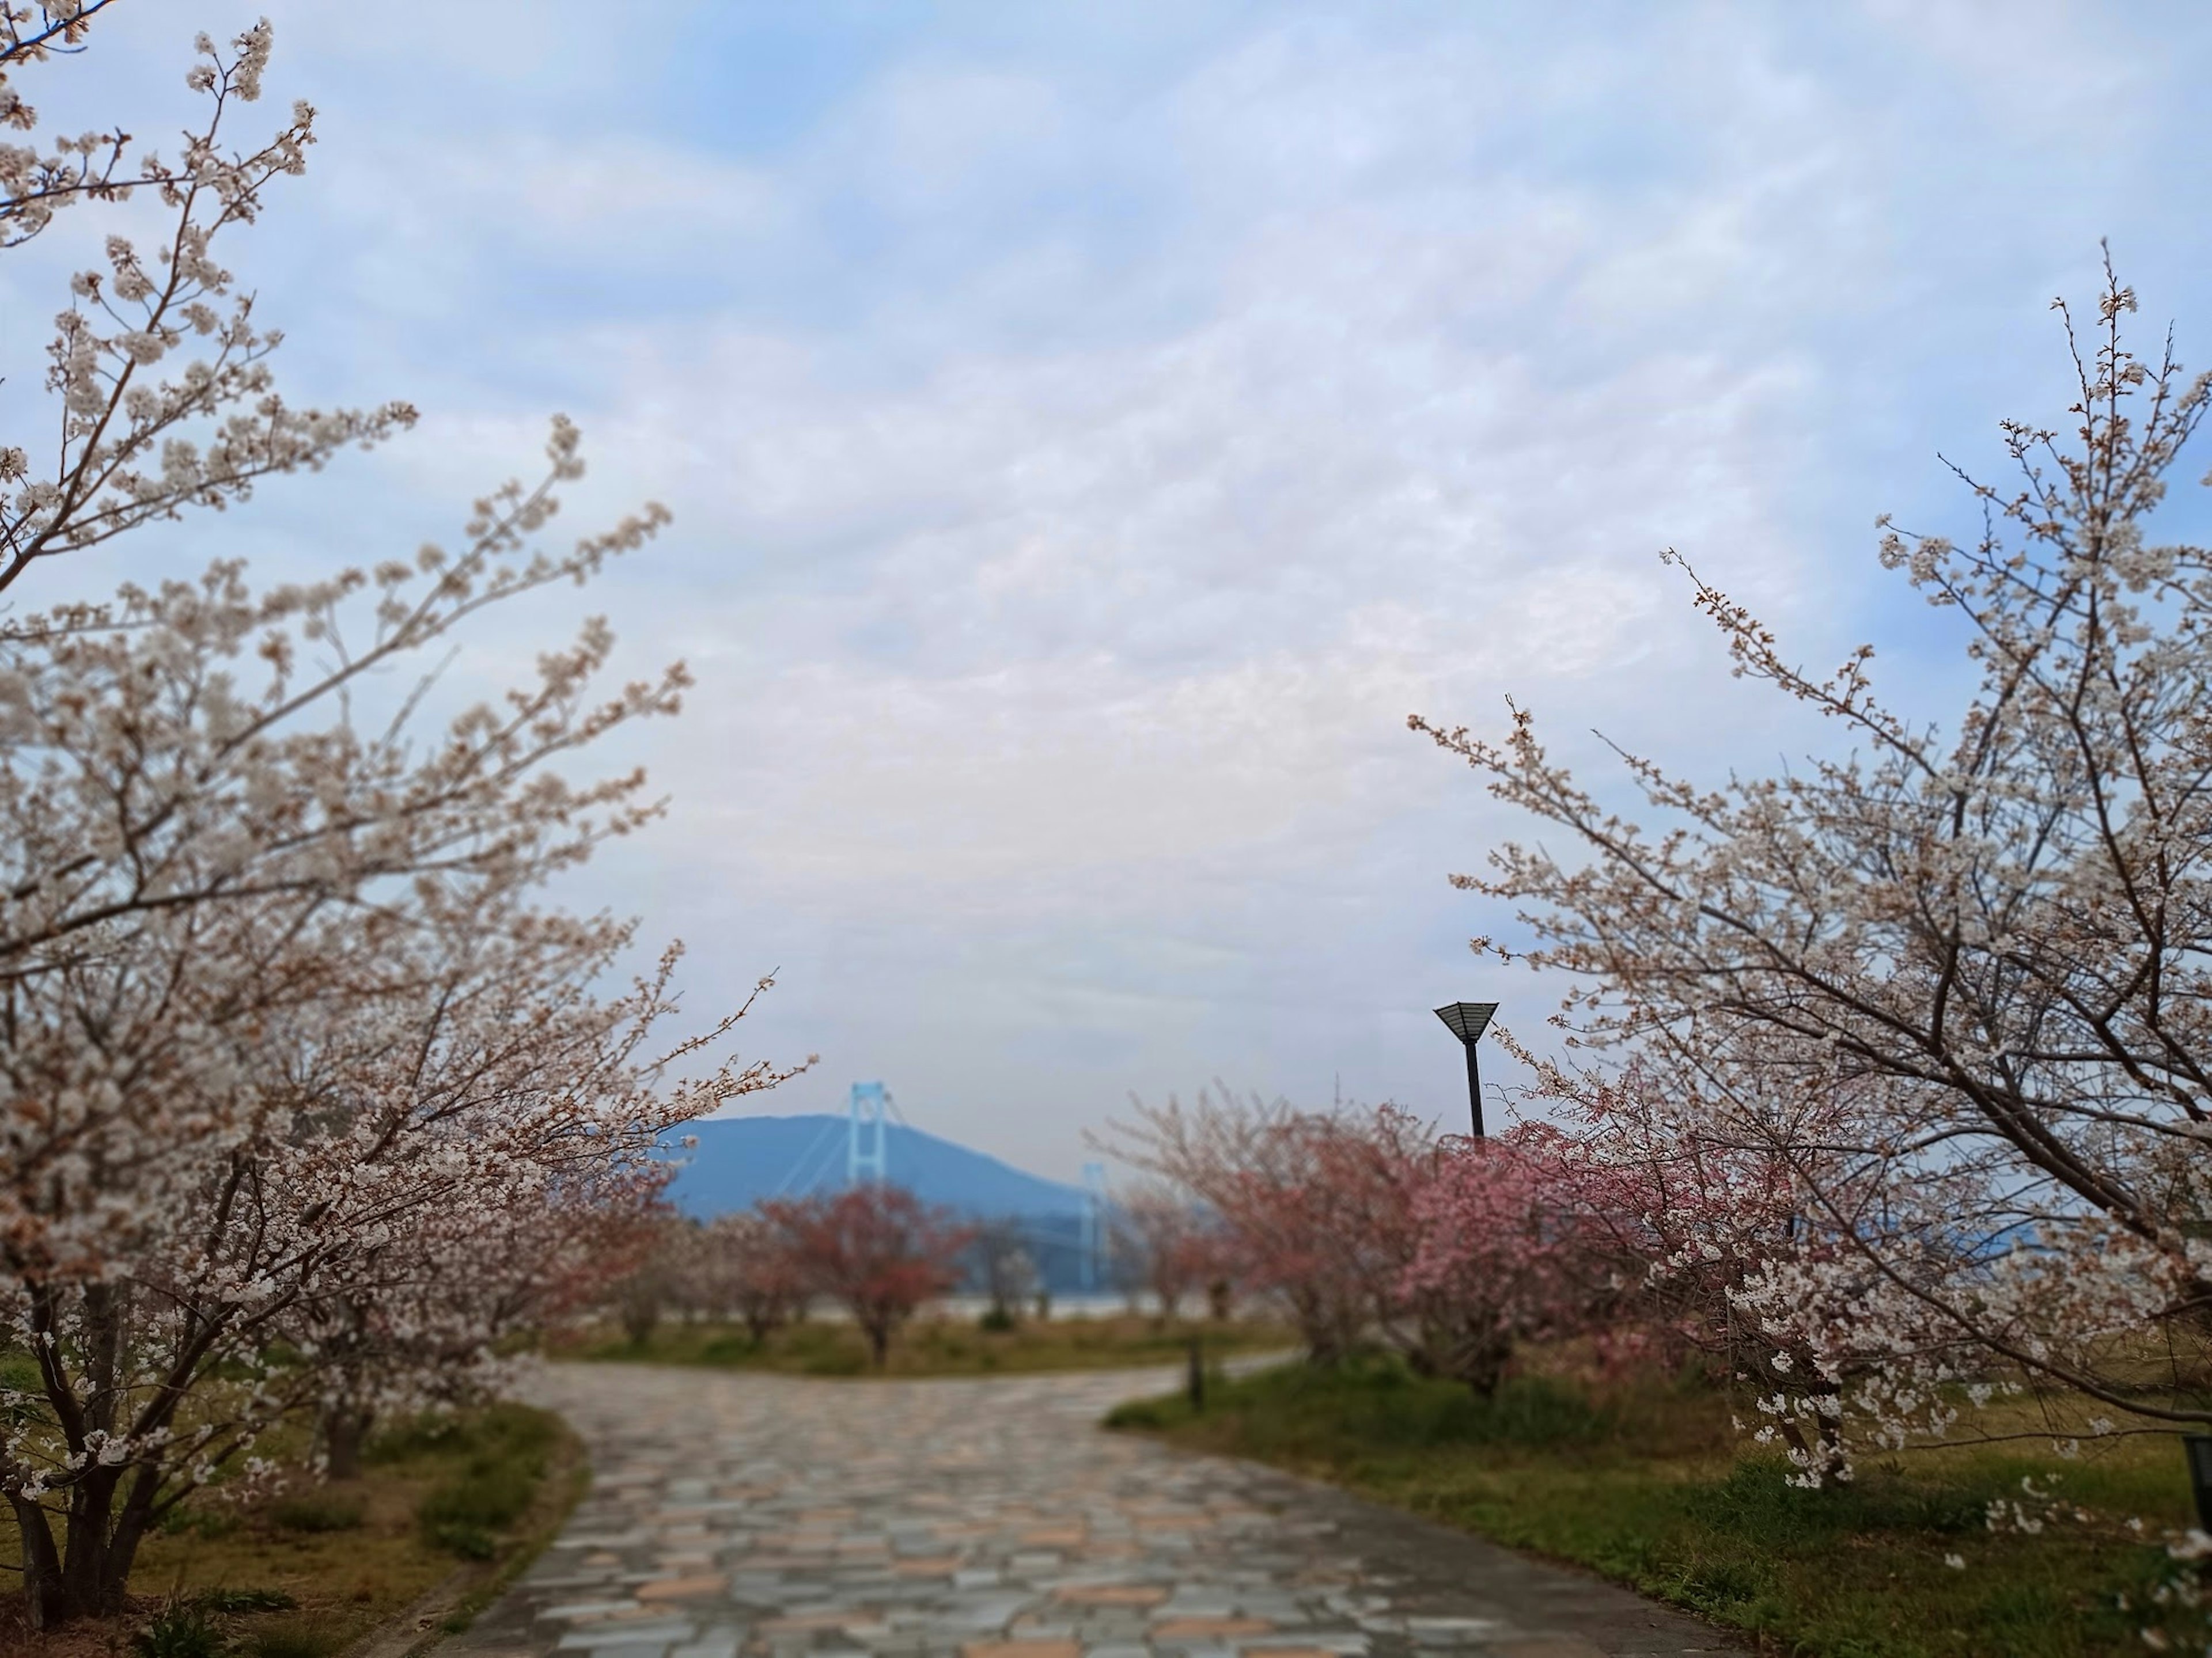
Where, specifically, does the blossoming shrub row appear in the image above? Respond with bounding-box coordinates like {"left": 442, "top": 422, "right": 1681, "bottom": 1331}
{"left": 607, "top": 1189, "right": 976, "bottom": 1370}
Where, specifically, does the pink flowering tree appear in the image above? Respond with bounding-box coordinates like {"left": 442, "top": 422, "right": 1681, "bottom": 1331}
{"left": 1399, "top": 1128, "right": 1601, "bottom": 1396}
{"left": 1104, "top": 1088, "right": 1373, "bottom": 1364}
{"left": 1414, "top": 261, "right": 2212, "bottom": 1478}
{"left": 1104, "top": 1091, "right": 1596, "bottom": 1387}
{"left": 1107, "top": 1184, "right": 1228, "bottom": 1323}
{"left": 764, "top": 1187, "right": 974, "bottom": 1368}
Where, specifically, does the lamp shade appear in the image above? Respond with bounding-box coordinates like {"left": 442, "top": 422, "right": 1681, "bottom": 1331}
{"left": 1434, "top": 1001, "right": 1499, "bottom": 1045}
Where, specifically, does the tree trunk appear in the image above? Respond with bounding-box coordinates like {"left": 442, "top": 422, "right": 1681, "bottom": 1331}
{"left": 867, "top": 1321, "right": 891, "bottom": 1369}
{"left": 14, "top": 1462, "right": 152, "bottom": 1623}
{"left": 10, "top": 1492, "right": 66, "bottom": 1628}
{"left": 324, "top": 1403, "right": 375, "bottom": 1481}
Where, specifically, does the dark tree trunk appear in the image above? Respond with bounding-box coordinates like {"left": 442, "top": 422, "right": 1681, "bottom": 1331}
{"left": 323, "top": 1403, "right": 376, "bottom": 1481}
{"left": 10, "top": 1493, "right": 66, "bottom": 1629}
{"left": 14, "top": 1461, "right": 156, "bottom": 1623}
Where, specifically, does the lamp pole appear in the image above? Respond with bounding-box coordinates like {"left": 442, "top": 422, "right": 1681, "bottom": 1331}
{"left": 1433, "top": 1001, "right": 1499, "bottom": 1139}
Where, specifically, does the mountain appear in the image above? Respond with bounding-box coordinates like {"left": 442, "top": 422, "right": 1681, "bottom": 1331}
{"left": 664, "top": 1114, "right": 1104, "bottom": 1293}
{"left": 665, "top": 1114, "right": 1090, "bottom": 1221}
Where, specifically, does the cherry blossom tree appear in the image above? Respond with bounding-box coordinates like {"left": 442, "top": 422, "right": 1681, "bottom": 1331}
{"left": 0, "top": 16, "right": 809, "bottom": 1623}
{"left": 2, "top": 12, "right": 415, "bottom": 597}
{"left": 1397, "top": 1128, "right": 1604, "bottom": 1397}
{"left": 700, "top": 1211, "right": 811, "bottom": 1342}
{"left": 1414, "top": 260, "right": 2212, "bottom": 1476}
{"left": 764, "top": 1187, "right": 973, "bottom": 1368}
{"left": 1107, "top": 1184, "right": 1224, "bottom": 1323}
{"left": 1104, "top": 1090, "right": 1595, "bottom": 1387}
{"left": 0, "top": 555, "right": 796, "bottom": 1609}
{"left": 1101, "top": 1087, "right": 1369, "bottom": 1364}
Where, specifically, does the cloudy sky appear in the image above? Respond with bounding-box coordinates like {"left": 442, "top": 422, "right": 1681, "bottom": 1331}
{"left": 9, "top": 1, "right": 2212, "bottom": 1182}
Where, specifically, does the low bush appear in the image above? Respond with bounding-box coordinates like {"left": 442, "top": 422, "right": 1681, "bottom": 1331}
{"left": 412, "top": 1401, "right": 556, "bottom": 1560}
{"left": 131, "top": 1602, "right": 224, "bottom": 1658}
{"left": 267, "top": 1493, "right": 365, "bottom": 1534}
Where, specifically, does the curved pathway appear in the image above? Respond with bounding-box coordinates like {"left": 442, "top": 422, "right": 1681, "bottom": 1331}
{"left": 450, "top": 1362, "right": 1743, "bottom": 1658}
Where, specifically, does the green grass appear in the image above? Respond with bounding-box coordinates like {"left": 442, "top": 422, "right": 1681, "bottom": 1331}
{"left": 1108, "top": 1352, "right": 2207, "bottom": 1658}
{"left": 2, "top": 1401, "right": 583, "bottom": 1653}
{"left": 265, "top": 1492, "right": 365, "bottom": 1534}
{"left": 553, "top": 1310, "right": 1296, "bottom": 1376}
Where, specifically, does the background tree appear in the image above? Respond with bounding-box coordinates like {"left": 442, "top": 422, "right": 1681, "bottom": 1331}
{"left": 970, "top": 1217, "right": 1039, "bottom": 1328}
{"left": 764, "top": 1187, "right": 973, "bottom": 1368}
{"left": 1107, "top": 1184, "right": 1221, "bottom": 1324}
{"left": 705, "top": 1211, "right": 810, "bottom": 1342}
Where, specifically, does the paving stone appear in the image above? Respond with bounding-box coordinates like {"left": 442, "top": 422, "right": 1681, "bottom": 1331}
{"left": 555, "top": 1625, "right": 697, "bottom": 1652}
{"left": 444, "top": 1363, "right": 1749, "bottom": 1658}
{"left": 1153, "top": 1620, "right": 1275, "bottom": 1640}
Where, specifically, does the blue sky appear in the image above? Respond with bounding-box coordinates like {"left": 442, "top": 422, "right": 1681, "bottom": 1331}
{"left": 8, "top": 2, "right": 2212, "bottom": 1178}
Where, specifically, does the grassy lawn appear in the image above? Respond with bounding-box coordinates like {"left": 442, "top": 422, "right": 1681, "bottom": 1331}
{"left": 1107, "top": 1353, "right": 2207, "bottom": 1658}
{"left": 552, "top": 1311, "right": 1296, "bottom": 1376}
{"left": 0, "top": 1401, "right": 584, "bottom": 1657}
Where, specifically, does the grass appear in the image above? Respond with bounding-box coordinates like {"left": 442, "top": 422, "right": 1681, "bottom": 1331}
{"left": 0, "top": 1400, "right": 584, "bottom": 1657}
{"left": 1107, "top": 1351, "right": 2210, "bottom": 1658}
{"left": 551, "top": 1309, "right": 1297, "bottom": 1376}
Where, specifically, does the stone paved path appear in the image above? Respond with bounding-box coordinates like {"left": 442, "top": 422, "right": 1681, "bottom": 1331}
{"left": 450, "top": 1362, "right": 1745, "bottom": 1658}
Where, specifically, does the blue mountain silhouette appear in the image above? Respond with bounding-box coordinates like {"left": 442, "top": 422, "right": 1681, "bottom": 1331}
{"left": 666, "top": 1114, "right": 1090, "bottom": 1221}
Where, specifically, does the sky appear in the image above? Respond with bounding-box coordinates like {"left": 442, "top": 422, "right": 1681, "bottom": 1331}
{"left": 7, "top": 1, "right": 2212, "bottom": 1182}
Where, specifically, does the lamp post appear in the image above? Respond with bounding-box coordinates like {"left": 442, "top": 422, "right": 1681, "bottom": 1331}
{"left": 1433, "top": 1001, "right": 1499, "bottom": 1138}
{"left": 2186, "top": 1435, "right": 2212, "bottom": 1531}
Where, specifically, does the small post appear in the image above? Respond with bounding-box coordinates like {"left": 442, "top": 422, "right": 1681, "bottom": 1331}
{"left": 1186, "top": 1334, "right": 1205, "bottom": 1413}
{"left": 2184, "top": 1435, "right": 2212, "bottom": 1531}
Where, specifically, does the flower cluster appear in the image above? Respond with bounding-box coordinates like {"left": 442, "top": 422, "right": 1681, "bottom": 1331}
{"left": 2, "top": 12, "right": 416, "bottom": 598}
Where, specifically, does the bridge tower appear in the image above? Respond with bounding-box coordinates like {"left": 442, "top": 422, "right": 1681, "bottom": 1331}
{"left": 848, "top": 1082, "right": 889, "bottom": 1187}
{"left": 1080, "top": 1161, "right": 1108, "bottom": 1291}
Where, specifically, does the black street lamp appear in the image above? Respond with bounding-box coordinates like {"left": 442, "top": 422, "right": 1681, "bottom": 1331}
{"left": 1433, "top": 1001, "right": 1499, "bottom": 1138}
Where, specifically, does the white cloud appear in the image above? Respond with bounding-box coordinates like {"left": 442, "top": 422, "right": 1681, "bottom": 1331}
{"left": 9, "top": 0, "right": 2211, "bottom": 1176}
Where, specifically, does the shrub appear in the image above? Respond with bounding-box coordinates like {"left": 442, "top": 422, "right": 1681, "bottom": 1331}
{"left": 131, "top": 1603, "right": 224, "bottom": 1658}
{"left": 268, "top": 1492, "right": 365, "bottom": 1534}
{"left": 159, "top": 1503, "right": 239, "bottom": 1540}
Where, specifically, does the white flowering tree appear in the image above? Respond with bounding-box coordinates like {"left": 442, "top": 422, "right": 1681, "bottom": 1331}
{"left": 1415, "top": 262, "right": 2212, "bottom": 1479}
{"left": 0, "top": 12, "right": 804, "bottom": 1625}
{"left": 274, "top": 924, "right": 791, "bottom": 1481}
{"left": 2, "top": 9, "right": 416, "bottom": 597}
